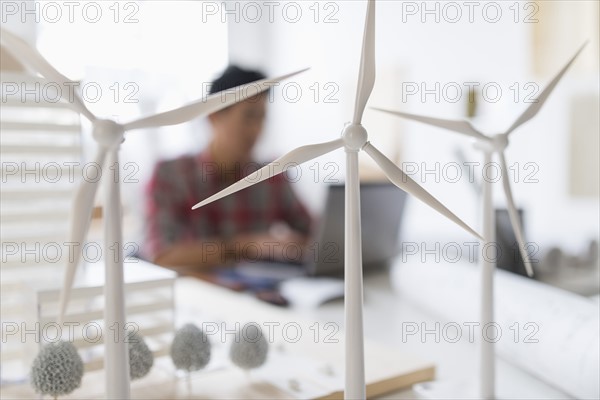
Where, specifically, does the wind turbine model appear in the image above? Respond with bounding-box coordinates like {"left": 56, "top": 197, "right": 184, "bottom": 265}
{"left": 0, "top": 28, "right": 306, "bottom": 399}
{"left": 191, "top": 1, "right": 482, "bottom": 398}
{"left": 373, "top": 42, "right": 587, "bottom": 399}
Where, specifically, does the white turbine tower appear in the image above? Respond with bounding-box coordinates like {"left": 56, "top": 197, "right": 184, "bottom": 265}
{"left": 0, "top": 28, "right": 306, "bottom": 399}
{"left": 191, "top": 1, "right": 482, "bottom": 398}
{"left": 373, "top": 42, "right": 587, "bottom": 399}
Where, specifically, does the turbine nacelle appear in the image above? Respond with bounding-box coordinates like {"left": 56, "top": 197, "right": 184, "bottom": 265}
{"left": 92, "top": 120, "right": 125, "bottom": 149}
{"left": 342, "top": 123, "right": 368, "bottom": 151}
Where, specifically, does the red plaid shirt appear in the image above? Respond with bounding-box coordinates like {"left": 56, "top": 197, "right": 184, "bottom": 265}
{"left": 143, "top": 149, "right": 312, "bottom": 261}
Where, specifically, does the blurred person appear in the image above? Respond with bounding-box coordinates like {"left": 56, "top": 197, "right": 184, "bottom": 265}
{"left": 143, "top": 65, "right": 312, "bottom": 274}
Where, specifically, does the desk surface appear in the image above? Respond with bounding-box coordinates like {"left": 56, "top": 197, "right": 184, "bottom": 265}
{"left": 299, "top": 268, "right": 573, "bottom": 399}
{"left": 2, "top": 263, "right": 434, "bottom": 400}
{"left": 1, "top": 261, "right": 573, "bottom": 399}
{"left": 173, "top": 264, "right": 571, "bottom": 399}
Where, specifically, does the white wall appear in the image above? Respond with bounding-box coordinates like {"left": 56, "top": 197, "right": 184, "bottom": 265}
{"left": 228, "top": 1, "right": 599, "bottom": 252}
{"left": 6, "top": 1, "right": 595, "bottom": 253}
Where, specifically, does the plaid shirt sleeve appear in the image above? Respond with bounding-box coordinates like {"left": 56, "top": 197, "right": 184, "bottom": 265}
{"left": 143, "top": 157, "right": 194, "bottom": 261}
{"left": 276, "top": 173, "right": 313, "bottom": 236}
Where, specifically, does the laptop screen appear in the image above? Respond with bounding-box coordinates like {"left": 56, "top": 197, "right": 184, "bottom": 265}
{"left": 309, "top": 183, "right": 407, "bottom": 276}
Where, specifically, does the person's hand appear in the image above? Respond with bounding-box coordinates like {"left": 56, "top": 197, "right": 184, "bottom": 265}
{"left": 232, "top": 224, "right": 308, "bottom": 263}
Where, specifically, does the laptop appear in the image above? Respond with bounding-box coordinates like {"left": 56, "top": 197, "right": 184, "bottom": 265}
{"left": 308, "top": 182, "right": 407, "bottom": 276}
{"left": 227, "top": 182, "right": 407, "bottom": 285}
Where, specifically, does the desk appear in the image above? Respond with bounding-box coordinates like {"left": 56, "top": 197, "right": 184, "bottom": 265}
{"left": 171, "top": 261, "right": 572, "bottom": 399}
{"left": 1, "top": 259, "right": 575, "bottom": 399}
{"left": 2, "top": 261, "right": 433, "bottom": 399}
{"left": 294, "top": 268, "right": 573, "bottom": 399}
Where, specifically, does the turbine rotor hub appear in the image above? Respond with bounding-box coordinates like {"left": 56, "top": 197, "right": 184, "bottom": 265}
{"left": 473, "top": 134, "right": 508, "bottom": 153}
{"left": 491, "top": 134, "right": 509, "bottom": 151}
{"left": 92, "top": 120, "right": 125, "bottom": 149}
{"left": 342, "top": 123, "right": 368, "bottom": 151}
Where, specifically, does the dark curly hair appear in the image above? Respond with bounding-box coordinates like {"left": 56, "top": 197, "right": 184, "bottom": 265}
{"left": 209, "top": 65, "right": 267, "bottom": 95}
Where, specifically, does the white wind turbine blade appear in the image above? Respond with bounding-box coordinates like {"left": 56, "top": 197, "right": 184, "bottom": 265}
{"left": 192, "top": 138, "right": 344, "bottom": 210}
{"left": 57, "top": 147, "right": 108, "bottom": 324}
{"left": 498, "top": 153, "right": 534, "bottom": 277}
{"left": 123, "top": 68, "right": 309, "bottom": 131}
{"left": 505, "top": 41, "right": 588, "bottom": 136}
{"left": 363, "top": 142, "right": 482, "bottom": 240}
{"left": 372, "top": 107, "right": 489, "bottom": 141}
{"left": 352, "top": 0, "right": 376, "bottom": 125}
{"left": 0, "top": 28, "right": 97, "bottom": 122}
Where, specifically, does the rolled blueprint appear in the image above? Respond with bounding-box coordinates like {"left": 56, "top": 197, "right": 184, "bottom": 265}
{"left": 391, "top": 259, "right": 599, "bottom": 399}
